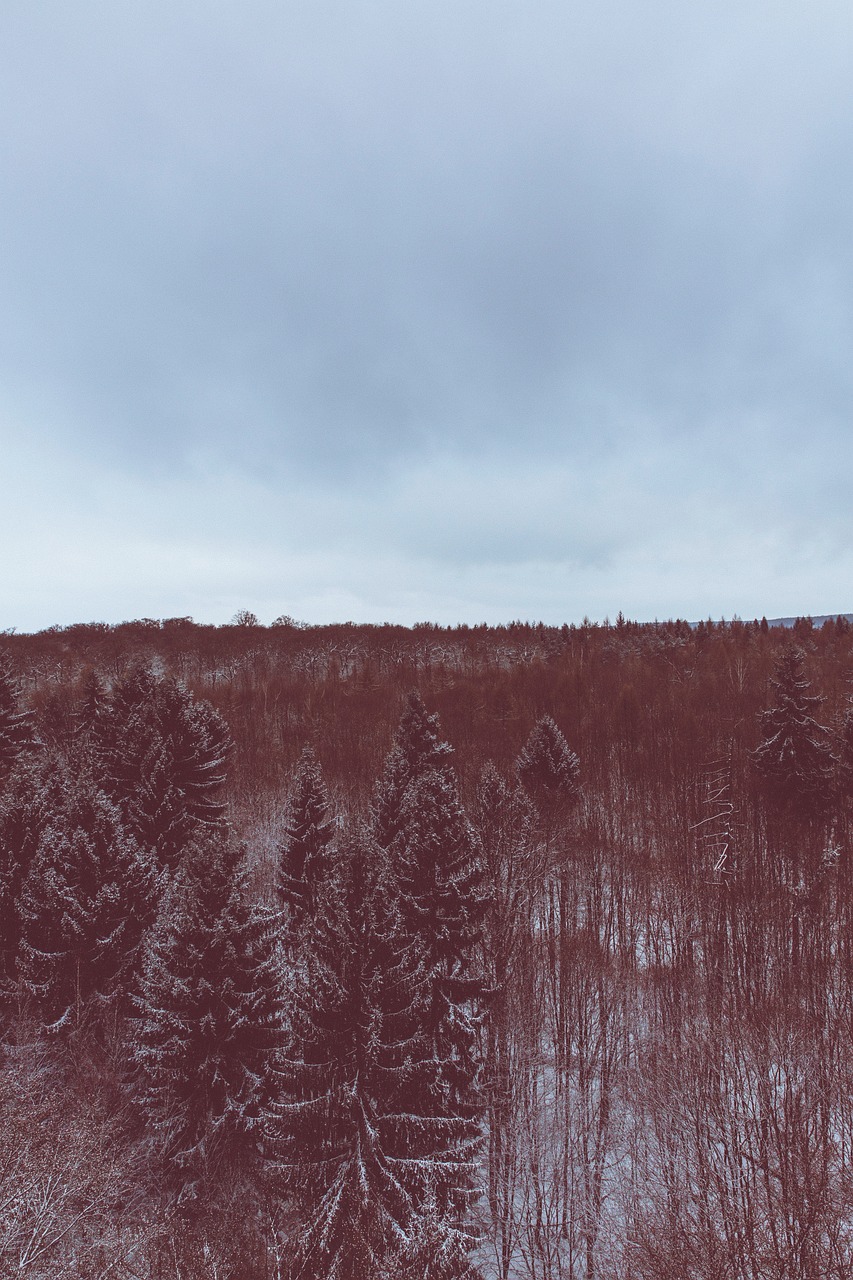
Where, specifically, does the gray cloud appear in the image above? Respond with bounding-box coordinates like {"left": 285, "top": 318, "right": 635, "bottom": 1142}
{"left": 1, "top": 0, "right": 852, "bottom": 625}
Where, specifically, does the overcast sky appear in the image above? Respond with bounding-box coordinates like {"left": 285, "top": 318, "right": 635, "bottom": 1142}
{"left": 2, "top": 1, "right": 852, "bottom": 630}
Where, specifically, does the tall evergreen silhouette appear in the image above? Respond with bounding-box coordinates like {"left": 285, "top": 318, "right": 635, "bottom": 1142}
{"left": 392, "top": 767, "right": 487, "bottom": 1119}
{"left": 0, "top": 658, "right": 34, "bottom": 786}
{"left": 131, "top": 835, "right": 285, "bottom": 1202}
{"left": 372, "top": 690, "right": 454, "bottom": 848}
{"left": 0, "top": 758, "right": 70, "bottom": 1002}
{"left": 276, "top": 746, "right": 335, "bottom": 935}
{"left": 515, "top": 715, "right": 581, "bottom": 806}
{"left": 17, "top": 779, "right": 157, "bottom": 1036}
{"left": 275, "top": 833, "right": 482, "bottom": 1279}
{"left": 91, "top": 666, "right": 232, "bottom": 868}
{"left": 754, "top": 644, "right": 835, "bottom": 821}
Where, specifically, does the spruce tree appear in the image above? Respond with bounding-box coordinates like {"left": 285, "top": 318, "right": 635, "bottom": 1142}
{"left": 34, "top": 689, "right": 76, "bottom": 758}
{"left": 77, "top": 668, "right": 109, "bottom": 739}
{"left": 371, "top": 693, "right": 486, "bottom": 1263}
{"left": 91, "top": 666, "right": 232, "bottom": 868}
{"left": 90, "top": 666, "right": 173, "bottom": 853}
{"left": 754, "top": 644, "right": 835, "bottom": 821}
{"left": 275, "top": 833, "right": 481, "bottom": 1280}
{"left": 276, "top": 746, "right": 335, "bottom": 933}
{"left": 392, "top": 767, "right": 487, "bottom": 1117}
{"left": 0, "top": 658, "right": 34, "bottom": 786}
{"left": 131, "top": 834, "right": 285, "bottom": 1202}
{"left": 17, "top": 780, "right": 157, "bottom": 1036}
{"left": 0, "top": 758, "right": 70, "bottom": 1001}
{"left": 516, "top": 715, "right": 581, "bottom": 805}
{"left": 473, "top": 763, "right": 540, "bottom": 972}
{"left": 372, "top": 691, "right": 454, "bottom": 848}
{"left": 156, "top": 679, "right": 232, "bottom": 829}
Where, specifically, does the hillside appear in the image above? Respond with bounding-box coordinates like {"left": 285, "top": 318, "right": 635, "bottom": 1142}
{"left": 0, "top": 613, "right": 852, "bottom": 1278}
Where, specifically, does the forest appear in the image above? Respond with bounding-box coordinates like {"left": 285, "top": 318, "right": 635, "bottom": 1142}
{"left": 1, "top": 611, "right": 853, "bottom": 1279}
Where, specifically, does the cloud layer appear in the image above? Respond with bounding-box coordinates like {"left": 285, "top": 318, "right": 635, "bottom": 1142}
{"left": 2, "top": 1, "right": 852, "bottom": 628}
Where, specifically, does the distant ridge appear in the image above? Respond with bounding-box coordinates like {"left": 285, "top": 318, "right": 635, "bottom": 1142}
{"left": 764, "top": 613, "right": 853, "bottom": 628}
{"left": 689, "top": 613, "right": 853, "bottom": 629}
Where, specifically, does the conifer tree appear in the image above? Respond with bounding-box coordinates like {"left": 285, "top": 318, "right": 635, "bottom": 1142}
{"left": 157, "top": 680, "right": 232, "bottom": 829}
{"left": 372, "top": 690, "right": 454, "bottom": 848}
{"left": 89, "top": 665, "right": 171, "bottom": 846}
{"left": 474, "top": 763, "right": 540, "bottom": 982}
{"left": 516, "top": 715, "right": 581, "bottom": 805}
{"left": 91, "top": 666, "right": 232, "bottom": 868}
{"left": 397, "top": 1208, "right": 485, "bottom": 1280}
{"left": 0, "top": 658, "right": 34, "bottom": 786}
{"left": 77, "top": 668, "right": 108, "bottom": 738}
{"left": 131, "top": 835, "right": 285, "bottom": 1202}
{"left": 276, "top": 746, "right": 335, "bottom": 932}
{"left": 276, "top": 833, "right": 481, "bottom": 1280}
{"left": 34, "top": 689, "right": 77, "bottom": 758}
{"left": 0, "top": 758, "right": 70, "bottom": 1000}
{"left": 392, "top": 767, "right": 487, "bottom": 1117}
{"left": 753, "top": 644, "right": 835, "bottom": 821}
{"left": 17, "top": 780, "right": 157, "bottom": 1036}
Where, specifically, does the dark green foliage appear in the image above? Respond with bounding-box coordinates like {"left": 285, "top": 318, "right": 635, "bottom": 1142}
{"left": 276, "top": 834, "right": 481, "bottom": 1280}
{"left": 34, "top": 688, "right": 77, "bottom": 757}
{"left": 473, "top": 763, "right": 539, "bottom": 960}
{"left": 159, "top": 681, "right": 233, "bottom": 828}
{"left": 393, "top": 767, "right": 487, "bottom": 1114}
{"left": 276, "top": 746, "right": 335, "bottom": 930}
{"left": 131, "top": 835, "right": 286, "bottom": 1202}
{"left": 515, "top": 715, "right": 581, "bottom": 804}
{"left": 375, "top": 693, "right": 487, "bottom": 1162}
{"left": 395, "top": 768, "right": 484, "bottom": 970}
{"left": 753, "top": 645, "right": 836, "bottom": 820}
{"left": 396, "top": 1208, "right": 485, "bottom": 1280}
{"left": 91, "top": 666, "right": 232, "bottom": 867}
{"left": 0, "top": 659, "right": 34, "bottom": 785}
{"left": 77, "top": 667, "right": 109, "bottom": 739}
{"left": 17, "top": 780, "right": 157, "bottom": 1035}
{"left": 0, "top": 759, "right": 71, "bottom": 995}
{"left": 372, "top": 690, "right": 454, "bottom": 847}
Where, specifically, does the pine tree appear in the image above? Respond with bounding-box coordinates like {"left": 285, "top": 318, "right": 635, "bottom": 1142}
{"left": 754, "top": 645, "right": 835, "bottom": 821}
{"left": 276, "top": 747, "right": 335, "bottom": 932}
{"left": 90, "top": 665, "right": 168, "bottom": 844}
{"left": 392, "top": 767, "right": 487, "bottom": 1119}
{"left": 77, "top": 668, "right": 108, "bottom": 738}
{"left": 371, "top": 695, "right": 487, "bottom": 1262}
{"left": 473, "top": 763, "right": 540, "bottom": 982}
{"left": 17, "top": 780, "right": 157, "bottom": 1036}
{"left": 0, "top": 658, "right": 34, "bottom": 786}
{"left": 372, "top": 691, "right": 454, "bottom": 848}
{"left": 34, "top": 689, "right": 76, "bottom": 758}
{"left": 396, "top": 1207, "right": 485, "bottom": 1280}
{"left": 275, "top": 833, "right": 481, "bottom": 1280}
{"left": 91, "top": 666, "right": 232, "bottom": 868}
{"left": 516, "top": 715, "right": 581, "bottom": 806}
{"left": 126, "top": 732, "right": 195, "bottom": 867}
{"left": 157, "top": 679, "right": 232, "bottom": 829}
{"left": 0, "top": 758, "right": 71, "bottom": 1001}
{"left": 131, "top": 835, "right": 285, "bottom": 1202}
